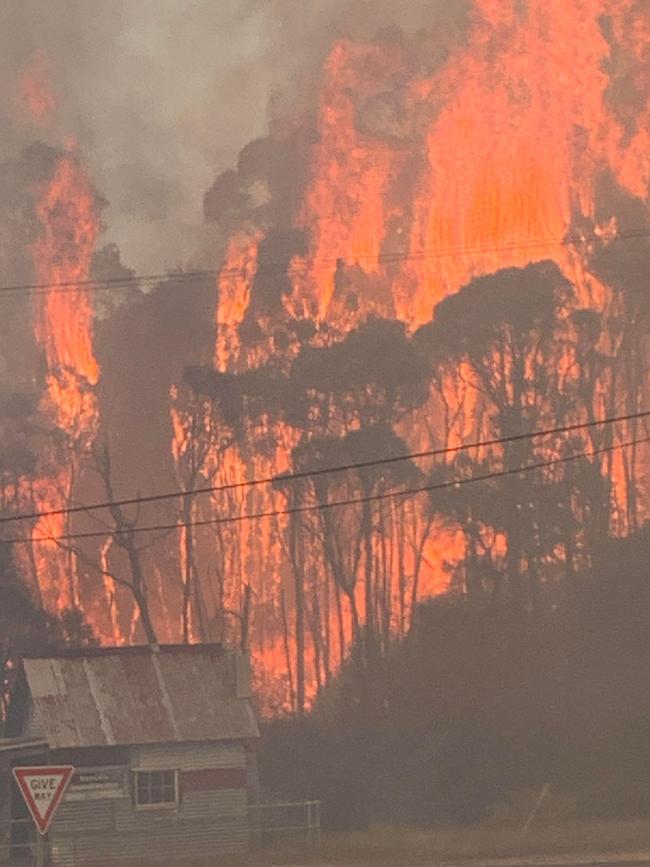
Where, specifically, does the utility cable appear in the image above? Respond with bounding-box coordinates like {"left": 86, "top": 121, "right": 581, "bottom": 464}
{"left": 10, "top": 433, "right": 647, "bottom": 546}
{"left": 0, "top": 227, "right": 646, "bottom": 298}
{"left": 2, "top": 408, "right": 647, "bottom": 526}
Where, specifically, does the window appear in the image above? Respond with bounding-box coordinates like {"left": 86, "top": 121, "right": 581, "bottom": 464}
{"left": 134, "top": 770, "right": 178, "bottom": 808}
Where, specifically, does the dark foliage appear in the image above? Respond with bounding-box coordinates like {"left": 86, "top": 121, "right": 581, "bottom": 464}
{"left": 259, "top": 523, "right": 650, "bottom": 826}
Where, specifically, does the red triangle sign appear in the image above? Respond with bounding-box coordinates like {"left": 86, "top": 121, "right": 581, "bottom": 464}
{"left": 12, "top": 766, "right": 74, "bottom": 835}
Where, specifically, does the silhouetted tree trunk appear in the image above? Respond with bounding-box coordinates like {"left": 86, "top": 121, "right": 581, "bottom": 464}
{"left": 289, "top": 510, "right": 306, "bottom": 715}
{"left": 224, "top": 582, "right": 252, "bottom": 652}
{"left": 361, "top": 491, "right": 375, "bottom": 659}
{"left": 280, "top": 587, "right": 296, "bottom": 713}
{"left": 93, "top": 443, "right": 158, "bottom": 647}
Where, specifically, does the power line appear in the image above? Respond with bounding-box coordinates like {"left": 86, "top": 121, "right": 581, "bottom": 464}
{"left": 2, "top": 409, "right": 648, "bottom": 526}
{"left": 10, "top": 434, "right": 647, "bottom": 546}
{"left": 0, "top": 226, "right": 647, "bottom": 298}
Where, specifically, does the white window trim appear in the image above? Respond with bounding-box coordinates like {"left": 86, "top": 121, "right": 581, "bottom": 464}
{"left": 133, "top": 768, "right": 180, "bottom": 811}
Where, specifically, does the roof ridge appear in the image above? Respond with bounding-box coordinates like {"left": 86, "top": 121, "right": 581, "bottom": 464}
{"left": 21, "top": 642, "right": 226, "bottom": 660}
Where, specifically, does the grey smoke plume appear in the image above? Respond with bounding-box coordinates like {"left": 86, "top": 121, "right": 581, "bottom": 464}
{"left": 0, "top": 0, "right": 469, "bottom": 275}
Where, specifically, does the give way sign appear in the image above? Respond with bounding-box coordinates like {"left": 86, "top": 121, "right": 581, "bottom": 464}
{"left": 12, "top": 766, "right": 74, "bottom": 835}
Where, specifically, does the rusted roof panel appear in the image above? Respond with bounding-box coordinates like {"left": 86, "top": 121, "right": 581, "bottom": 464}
{"left": 23, "top": 645, "right": 259, "bottom": 749}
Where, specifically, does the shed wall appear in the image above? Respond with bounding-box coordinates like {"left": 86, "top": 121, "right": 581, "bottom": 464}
{"left": 50, "top": 741, "right": 248, "bottom": 866}
{"left": 131, "top": 740, "right": 245, "bottom": 770}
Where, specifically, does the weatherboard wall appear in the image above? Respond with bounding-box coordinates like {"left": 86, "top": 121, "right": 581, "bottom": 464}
{"left": 48, "top": 741, "right": 249, "bottom": 866}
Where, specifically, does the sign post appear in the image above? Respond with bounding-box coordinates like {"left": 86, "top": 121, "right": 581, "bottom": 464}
{"left": 35, "top": 830, "right": 46, "bottom": 867}
{"left": 12, "top": 765, "right": 74, "bottom": 865}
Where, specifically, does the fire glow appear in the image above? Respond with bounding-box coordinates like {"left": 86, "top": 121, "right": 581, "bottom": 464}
{"left": 10, "top": 1, "right": 650, "bottom": 712}
{"left": 17, "top": 66, "right": 103, "bottom": 619}
{"left": 210, "top": 0, "right": 649, "bottom": 707}
{"left": 18, "top": 53, "right": 58, "bottom": 125}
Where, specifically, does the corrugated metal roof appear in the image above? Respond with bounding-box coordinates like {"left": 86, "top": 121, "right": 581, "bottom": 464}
{"left": 0, "top": 736, "right": 47, "bottom": 753}
{"left": 22, "top": 645, "right": 260, "bottom": 749}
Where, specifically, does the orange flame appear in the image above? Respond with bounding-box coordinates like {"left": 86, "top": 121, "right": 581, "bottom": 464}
{"left": 33, "top": 154, "right": 100, "bottom": 437}
{"left": 29, "top": 152, "right": 101, "bottom": 614}
{"left": 607, "top": 2, "right": 650, "bottom": 200}
{"left": 215, "top": 229, "right": 263, "bottom": 371}
{"left": 395, "top": 0, "right": 625, "bottom": 324}
{"left": 292, "top": 40, "right": 405, "bottom": 320}
{"left": 208, "top": 1, "right": 650, "bottom": 711}
{"left": 18, "top": 52, "right": 58, "bottom": 124}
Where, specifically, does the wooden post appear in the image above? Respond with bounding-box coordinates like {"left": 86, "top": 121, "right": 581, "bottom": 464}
{"left": 520, "top": 783, "right": 551, "bottom": 839}
{"left": 307, "top": 801, "right": 312, "bottom": 848}
{"left": 36, "top": 831, "right": 45, "bottom": 867}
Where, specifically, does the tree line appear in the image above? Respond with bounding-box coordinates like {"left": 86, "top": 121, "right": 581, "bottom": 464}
{"left": 0, "top": 237, "right": 648, "bottom": 720}
{"left": 166, "top": 238, "right": 649, "bottom": 713}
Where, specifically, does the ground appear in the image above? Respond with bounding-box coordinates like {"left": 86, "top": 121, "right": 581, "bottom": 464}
{"left": 121, "top": 820, "right": 650, "bottom": 867}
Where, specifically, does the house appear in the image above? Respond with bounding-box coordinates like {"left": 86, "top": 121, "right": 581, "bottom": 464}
{"left": 0, "top": 643, "right": 260, "bottom": 866}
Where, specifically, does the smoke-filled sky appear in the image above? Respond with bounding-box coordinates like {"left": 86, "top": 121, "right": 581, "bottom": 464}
{"left": 0, "top": 0, "right": 469, "bottom": 275}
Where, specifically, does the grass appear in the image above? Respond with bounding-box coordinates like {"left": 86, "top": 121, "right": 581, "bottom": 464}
{"left": 220, "top": 819, "right": 650, "bottom": 866}
{"left": 331, "top": 820, "right": 650, "bottom": 861}
{"left": 119, "top": 818, "right": 650, "bottom": 866}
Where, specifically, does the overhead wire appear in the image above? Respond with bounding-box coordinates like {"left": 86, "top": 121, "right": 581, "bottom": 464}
{"left": 2, "top": 223, "right": 647, "bottom": 540}
{"left": 1, "top": 409, "right": 648, "bottom": 526}
{"left": 8, "top": 434, "right": 647, "bottom": 546}
{"left": 0, "top": 226, "right": 647, "bottom": 298}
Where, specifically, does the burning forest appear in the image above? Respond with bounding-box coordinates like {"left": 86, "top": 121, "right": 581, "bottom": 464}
{"left": 0, "top": 0, "right": 648, "bottom": 730}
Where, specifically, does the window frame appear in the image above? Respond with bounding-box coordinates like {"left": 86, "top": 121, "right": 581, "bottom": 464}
{"left": 133, "top": 769, "right": 180, "bottom": 811}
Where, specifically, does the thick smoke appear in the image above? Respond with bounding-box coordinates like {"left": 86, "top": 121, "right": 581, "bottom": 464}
{"left": 0, "top": 0, "right": 470, "bottom": 275}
